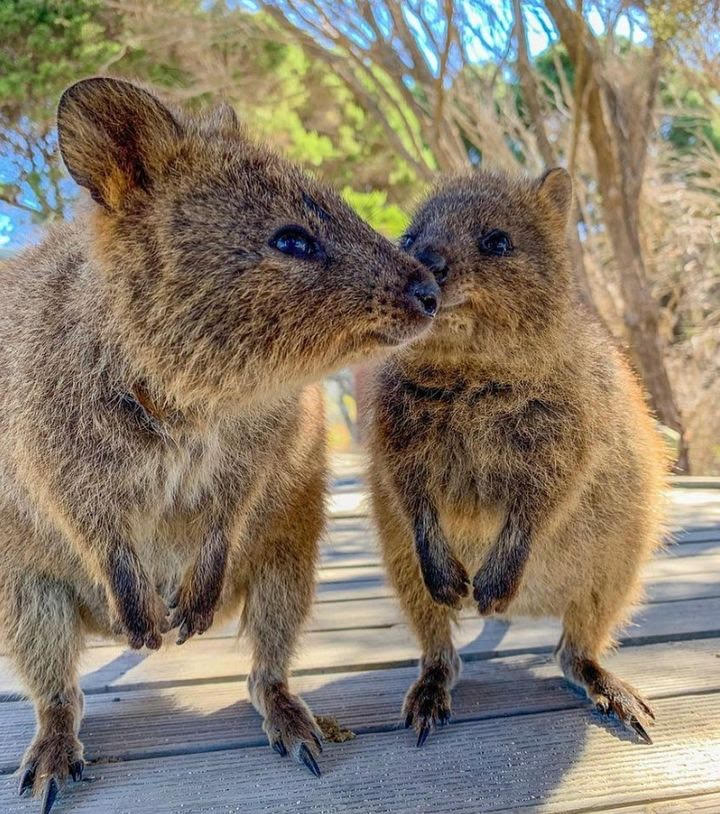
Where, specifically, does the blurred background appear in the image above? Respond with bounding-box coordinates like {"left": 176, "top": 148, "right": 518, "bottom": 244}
{"left": 1, "top": 0, "right": 718, "bottom": 471}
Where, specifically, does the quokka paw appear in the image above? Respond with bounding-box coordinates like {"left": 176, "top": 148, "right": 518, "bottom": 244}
{"left": 472, "top": 567, "right": 518, "bottom": 615}
{"left": 111, "top": 589, "right": 170, "bottom": 650}
{"left": 263, "top": 688, "right": 324, "bottom": 777}
{"left": 424, "top": 556, "right": 470, "bottom": 608}
{"left": 402, "top": 664, "right": 452, "bottom": 748}
{"left": 167, "top": 584, "right": 216, "bottom": 645}
{"left": 18, "top": 731, "right": 85, "bottom": 814}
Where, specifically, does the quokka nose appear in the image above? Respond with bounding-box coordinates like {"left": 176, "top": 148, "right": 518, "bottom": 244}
{"left": 405, "top": 276, "right": 440, "bottom": 318}
{"left": 416, "top": 247, "right": 448, "bottom": 284}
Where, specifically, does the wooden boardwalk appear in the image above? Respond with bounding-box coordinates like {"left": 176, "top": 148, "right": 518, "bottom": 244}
{"left": 2, "top": 459, "right": 720, "bottom": 812}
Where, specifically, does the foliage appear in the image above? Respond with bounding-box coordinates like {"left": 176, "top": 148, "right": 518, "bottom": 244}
{"left": 0, "top": 0, "right": 122, "bottom": 219}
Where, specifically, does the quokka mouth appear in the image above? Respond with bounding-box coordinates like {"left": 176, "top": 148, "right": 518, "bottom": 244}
{"left": 366, "top": 318, "right": 434, "bottom": 349}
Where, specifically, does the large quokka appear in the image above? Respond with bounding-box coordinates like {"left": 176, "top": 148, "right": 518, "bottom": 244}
{"left": 368, "top": 167, "right": 667, "bottom": 748}
{"left": 0, "top": 77, "right": 440, "bottom": 811}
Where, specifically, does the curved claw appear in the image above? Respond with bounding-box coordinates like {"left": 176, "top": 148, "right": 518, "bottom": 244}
{"left": 70, "top": 760, "right": 85, "bottom": 782}
{"left": 404, "top": 712, "right": 413, "bottom": 729}
{"left": 629, "top": 717, "right": 652, "bottom": 745}
{"left": 176, "top": 622, "right": 191, "bottom": 646}
{"left": 41, "top": 778, "right": 59, "bottom": 814}
{"left": 18, "top": 764, "right": 36, "bottom": 796}
{"left": 416, "top": 726, "right": 430, "bottom": 748}
{"left": 312, "top": 733, "right": 324, "bottom": 754}
{"left": 298, "top": 743, "right": 321, "bottom": 778}
{"left": 272, "top": 739, "right": 287, "bottom": 757}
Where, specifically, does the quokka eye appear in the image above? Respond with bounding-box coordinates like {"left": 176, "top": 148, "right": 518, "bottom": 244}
{"left": 269, "top": 225, "right": 323, "bottom": 261}
{"left": 399, "top": 233, "right": 416, "bottom": 251}
{"left": 479, "top": 229, "right": 513, "bottom": 257}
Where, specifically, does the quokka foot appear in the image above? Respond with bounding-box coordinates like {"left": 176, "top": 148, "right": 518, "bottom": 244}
{"left": 261, "top": 684, "right": 324, "bottom": 777}
{"left": 402, "top": 661, "right": 454, "bottom": 747}
{"left": 565, "top": 654, "right": 655, "bottom": 744}
{"left": 18, "top": 730, "right": 85, "bottom": 814}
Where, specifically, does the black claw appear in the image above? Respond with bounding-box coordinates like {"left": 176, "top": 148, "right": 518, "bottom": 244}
{"left": 416, "top": 726, "right": 430, "bottom": 748}
{"left": 41, "top": 778, "right": 59, "bottom": 814}
{"left": 404, "top": 712, "right": 413, "bottom": 729}
{"left": 630, "top": 717, "right": 652, "bottom": 745}
{"left": 176, "top": 622, "right": 190, "bottom": 646}
{"left": 312, "top": 733, "right": 323, "bottom": 754}
{"left": 299, "top": 744, "right": 321, "bottom": 778}
{"left": 70, "top": 760, "right": 84, "bottom": 782}
{"left": 18, "top": 764, "right": 36, "bottom": 796}
{"left": 272, "top": 739, "right": 287, "bottom": 757}
{"left": 438, "top": 711, "right": 450, "bottom": 726}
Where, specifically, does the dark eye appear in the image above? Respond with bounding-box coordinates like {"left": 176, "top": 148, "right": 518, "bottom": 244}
{"left": 269, "top": 225, "right": 322, "bottom": 260}
{"left": 399, "top": 233, "right": 416, "bottom": 251}
{"left": 479, "top": 229, "right": 513, "bottom": 257}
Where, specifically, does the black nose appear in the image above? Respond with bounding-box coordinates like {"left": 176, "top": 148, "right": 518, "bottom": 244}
{"left": 406, "top": 277, "right": 439, "bottom": 318}
{"left": 416, "top": 247, "right": 448, "bottom": 285}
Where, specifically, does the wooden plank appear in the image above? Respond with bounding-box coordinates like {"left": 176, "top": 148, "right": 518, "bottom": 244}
{"left": 2, "top": 593, "right": 720, "bottom": 697}
{"left": 318, "top": 539, "right": 720, "bottom": 603}
{"left": 318, "top": 526, "right": 720, "bottom": 572}
{"left": 595, "top": 793, "right": 720, "bottom": 813}
{"left": 4, "top": 537, "right": 718, "bottom": 655}
{"left": 317, "top": 569, "right": 720, "bottom": 605}
{"left": 2, "top": 638, "right": 718, "bottom": 772}
{"left": 309, "top": 594, "right": 720, "bottom": 633}
{"left": 2, "top": 693, "right": 718, "bottom": 813}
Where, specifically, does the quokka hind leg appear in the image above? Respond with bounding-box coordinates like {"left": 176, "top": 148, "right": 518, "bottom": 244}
{"left": 242, "top": 498, "right": 324, "bottom": 777}
{"left": 380, "top": 514, "right": 461, "bottom": 747}
{"left": 558, "top": 592, "right": 655, "bottom": 744}
{"left": 4, "top": 575, "right": 86, "bottom": 813}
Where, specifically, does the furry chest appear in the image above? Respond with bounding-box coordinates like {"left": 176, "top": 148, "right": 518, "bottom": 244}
{"left": 128, "top": 432, "right": 226, "bottom": 560}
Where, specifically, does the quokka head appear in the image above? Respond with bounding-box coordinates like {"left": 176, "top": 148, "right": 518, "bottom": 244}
{"left": 57, "top": 77, "right": 439, "bottom": 405}
{"left": 398, "top": 167, "right": 573, "bottom": 350}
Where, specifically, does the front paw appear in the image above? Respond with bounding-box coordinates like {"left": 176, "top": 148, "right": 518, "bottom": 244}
{"left": 423, "top": 556, "right": 470, "bottom": 608}
{"left": 168, "top": 582, "right": 217, "bottom": 645}
{"left": 111, "top": 589, "right": 169, "bottom": 650}
{"left": 472, "top": 567, "right": 518, "bottom": 615}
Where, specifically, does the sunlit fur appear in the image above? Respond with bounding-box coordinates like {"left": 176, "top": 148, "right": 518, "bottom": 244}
{"left": 0, "top": 78, "right": 437, "bottom": 801}
{"left": 368, "top": 167, "right": 668, "bottom": 742}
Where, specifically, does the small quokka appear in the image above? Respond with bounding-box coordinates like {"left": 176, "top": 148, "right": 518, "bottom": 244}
{"left": 368, "top": 167, "right": 667, "bottom": 748}
{"left": 0, "top": 77, "right": 440, "bottom": 812}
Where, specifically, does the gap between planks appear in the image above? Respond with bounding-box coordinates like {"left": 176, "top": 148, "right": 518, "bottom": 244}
{"left": 2, "top": 638, "right": 719, "bottom": 773}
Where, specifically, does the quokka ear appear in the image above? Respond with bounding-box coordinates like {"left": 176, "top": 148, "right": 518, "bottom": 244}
{"left": 57, "top": 77, "right": 183, "bottom": 210}
{"left": 537, "top": 167, "right": 573, "bottom": 224}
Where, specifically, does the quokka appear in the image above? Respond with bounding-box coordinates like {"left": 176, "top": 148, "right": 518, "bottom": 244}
{"left": 0, "top": 77, "right": 440, "bottom": 812}
{"left": 368, "top": 167, "right": 667, "bottom": 748}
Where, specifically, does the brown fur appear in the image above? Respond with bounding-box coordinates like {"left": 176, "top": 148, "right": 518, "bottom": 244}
{"left": 0, "top": 77, "right": 439, "bottom": 806}
{"left": 368, "top": 167, "right": 668, "bottom": 746}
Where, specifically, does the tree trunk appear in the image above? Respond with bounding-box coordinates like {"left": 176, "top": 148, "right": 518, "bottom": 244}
{"left": 544, "top": 0, "right": 689, "bottom": 471}
{"left": 511, "top": 0, "right": 604, "bottom": 325}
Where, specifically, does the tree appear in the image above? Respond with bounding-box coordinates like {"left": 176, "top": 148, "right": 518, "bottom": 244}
{"left": 542, "top": 0, "right": 689, "bottom": 470}
{"left": 251, "top": 0, "right": 713, "bottom": 470}
{"left": 0, "top": 0, "right": 123, "bottom": 221}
